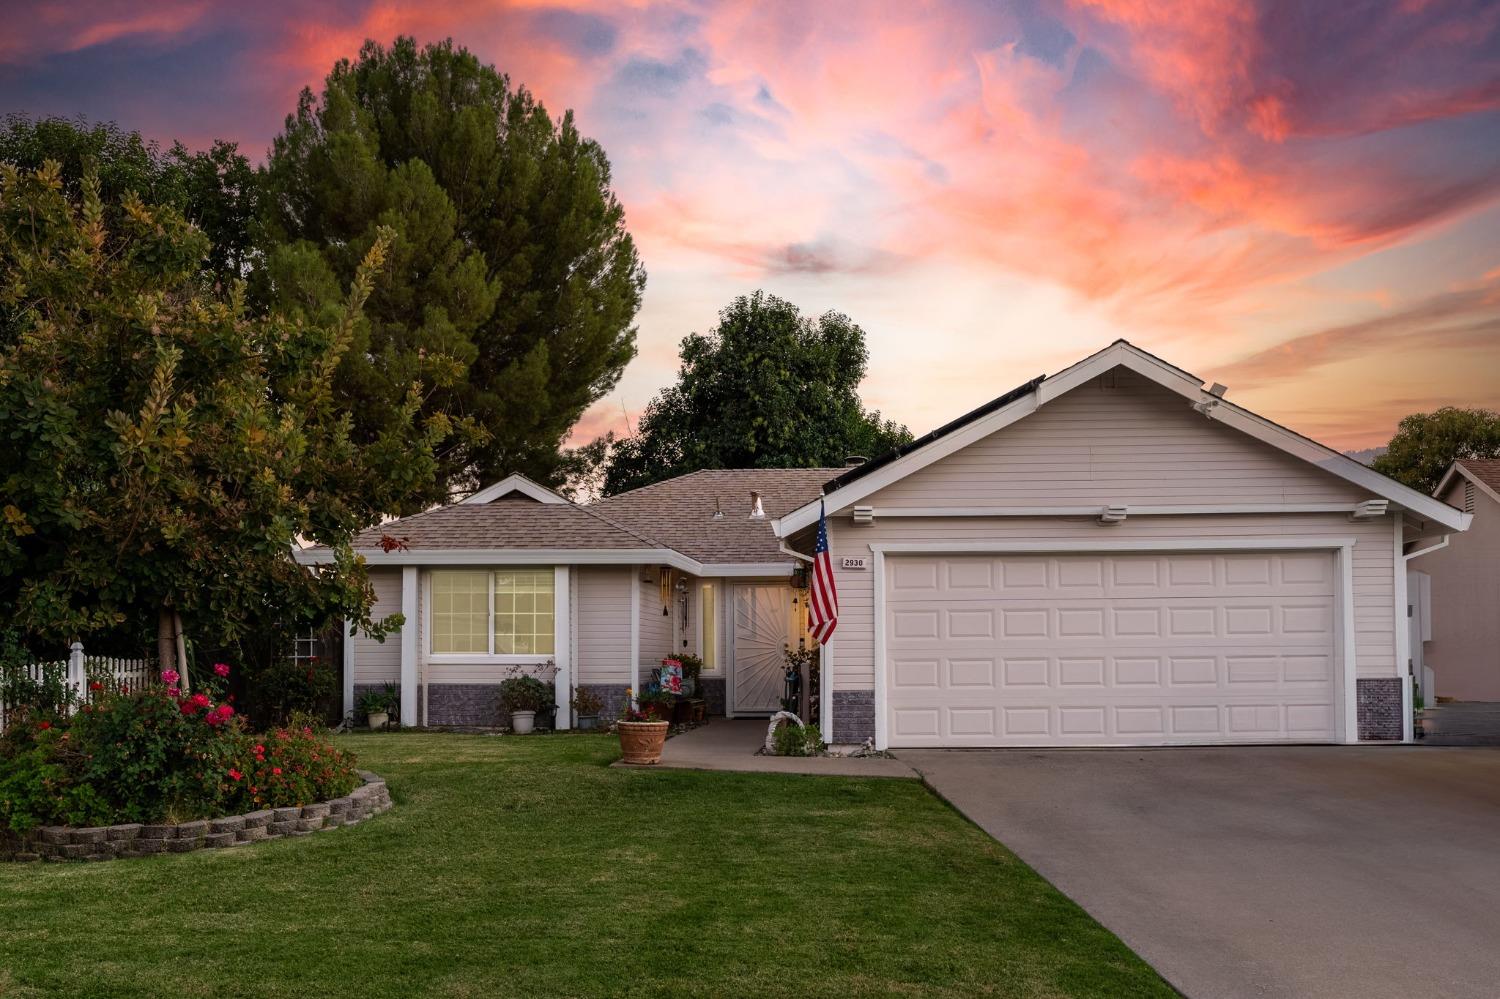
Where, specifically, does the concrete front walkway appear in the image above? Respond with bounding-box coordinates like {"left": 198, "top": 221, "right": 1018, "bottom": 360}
{"left": 900, "top": 746, "right": 1500, "bottom": 999}
{"left": 628, "top": 719, "right": 917, "bottom": 778}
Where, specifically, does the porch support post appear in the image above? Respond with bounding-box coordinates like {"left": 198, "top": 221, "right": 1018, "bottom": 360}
{"left": 630, "top": 566, "right": 641, "bottom": 706}
{"left": 342, "top": 617, "right": 356, "bottom": 725}
{"left": 553, "top": 565, "right": 572, "bottom": 729}
{"left": 400, "top": 566, "right": 418, "bottom": 727}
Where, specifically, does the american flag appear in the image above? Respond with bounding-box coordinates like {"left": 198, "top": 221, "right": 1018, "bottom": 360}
{"left": 807, "top": 500, "right": 839, "bottom": 644}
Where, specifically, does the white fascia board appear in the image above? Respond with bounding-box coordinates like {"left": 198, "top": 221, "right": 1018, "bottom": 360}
{"left": 776, "top": 390, "right": 1041, "bottom": 536}
{"left": 868, "top": 537, "right": 1358, "bottom": 555}
{"left": 863, "top": 503, "right": 1364, "bottom": 518}
{"left": 296, "top": 545, "right": 792, "bottom": 579}
{"left": 1036, "top": 342, "right": 1203, "bottom": 406}
{"left": 461, "top": 473, "right": 569, "bottom": 505}
{"left": 1204, "top": 403, "right": 1470, "bottom": 532}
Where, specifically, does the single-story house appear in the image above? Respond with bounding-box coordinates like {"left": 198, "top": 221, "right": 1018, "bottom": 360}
{"left": 1409, "top": 460, "right": 1500, "bottom": 701}
{"left": 297, "top": 340, "right": 1470, "bottom": 747}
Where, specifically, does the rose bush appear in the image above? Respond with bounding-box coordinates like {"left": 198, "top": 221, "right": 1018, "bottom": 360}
{"left": 0, "top": 665, "right": 358, "bottom": 834}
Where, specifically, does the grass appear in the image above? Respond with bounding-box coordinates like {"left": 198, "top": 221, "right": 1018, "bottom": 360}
{"left": 0, "top": 733, "right": 1172, "bottom": 998}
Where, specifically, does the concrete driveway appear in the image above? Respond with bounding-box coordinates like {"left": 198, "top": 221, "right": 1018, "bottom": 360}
{"left": 899, "top": 746, "right": 1500, "bottom": 999}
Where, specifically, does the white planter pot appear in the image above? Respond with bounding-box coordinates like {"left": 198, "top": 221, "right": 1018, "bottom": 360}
{"left": 510, "top": 710, "right": 536, "bottom": 734}
{"left": 367, "top": 711, "right": 389, "bottom": 731}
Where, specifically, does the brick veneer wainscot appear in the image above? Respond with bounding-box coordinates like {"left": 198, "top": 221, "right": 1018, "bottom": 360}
{"left": 1357, "top": 677, "right": 1404, "bottom": 741}
{"left": 1, "top": 773, "right": 392, "bottom": 863}
{"left": 831, "top": 690, "right": 875, "bottom": 744}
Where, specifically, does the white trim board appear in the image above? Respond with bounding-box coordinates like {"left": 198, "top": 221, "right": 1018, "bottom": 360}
{"left": 461, "top": 473, "right": 569, "bottom": 505}
{"left": 776, "top": 340, "right": 1471, "bottom": 537}
{"left": 868, "top": 537, "right": 1360, "bottom": 751}
{"left": 848, "top": 504, "right": 1373, "bottom": 519}
{"left": 294, "top": 545, "right": 796, "bottom": 580}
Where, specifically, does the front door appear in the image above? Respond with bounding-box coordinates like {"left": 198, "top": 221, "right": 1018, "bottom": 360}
{"left": 732, "top": 585, "right": 795, "bottom": 714}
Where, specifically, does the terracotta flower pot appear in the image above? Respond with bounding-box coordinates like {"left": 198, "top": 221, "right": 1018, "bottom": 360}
{"left": 617, "top": 720, "right": 670, "bottom": 765}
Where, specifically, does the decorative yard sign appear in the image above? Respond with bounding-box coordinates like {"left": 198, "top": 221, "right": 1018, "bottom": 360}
{"left": 840, "top": 557, "right": 869, "bottom": 570}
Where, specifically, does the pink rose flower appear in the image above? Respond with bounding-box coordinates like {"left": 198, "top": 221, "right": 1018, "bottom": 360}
{"left": 213, "top": 663, "right": 230, "bottom": 677}
{"left": 160, "top": 669, "right": 180, "bottom": 686}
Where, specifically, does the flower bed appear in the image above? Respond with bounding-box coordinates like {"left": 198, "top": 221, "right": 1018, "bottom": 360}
{"left": 1, "top": 771, "right": 390, "bottom": 862}
{"left": 0, "top": 663, "right": 362, "bottom": 840}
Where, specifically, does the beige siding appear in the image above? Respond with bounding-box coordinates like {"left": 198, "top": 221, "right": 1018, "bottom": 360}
{"left": 1414, "top": 482, "right": 1500, "bottom": 699}
{"left": 353, "top": 568, "right": 403, "bottom": 684}
{"left": 826, "top": 512, "right": 1397, "bottom": 690}
{"left": 866, "top": 369, "right": 1368, "bottom": 510}
{"left": 576, "top": 567, "right": 633, "bottom": 684}
{"left": 640, "top": 570, "right": 673, "bottom": 663}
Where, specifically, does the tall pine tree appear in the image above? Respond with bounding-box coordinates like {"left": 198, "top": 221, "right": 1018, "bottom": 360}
{"left": 259, "top": 37, "right": 644, "bottom": 504}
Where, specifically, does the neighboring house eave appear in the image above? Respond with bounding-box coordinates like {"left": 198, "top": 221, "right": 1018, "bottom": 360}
{"left": 1434, "top": 461, "right": 1500, "bottom": 509}
{"left": 776, "top": 339, "right": 1472, "bottom": 537}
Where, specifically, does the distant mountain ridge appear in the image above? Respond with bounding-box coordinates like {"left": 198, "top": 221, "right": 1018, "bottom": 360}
{"left": 1344, "top": 447, "right": 1387, "bottom": 466}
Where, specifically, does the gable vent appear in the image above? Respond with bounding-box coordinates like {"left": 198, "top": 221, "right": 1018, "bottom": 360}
{"left": 1466, "top": 481, "right": 1476, "bottom": 514}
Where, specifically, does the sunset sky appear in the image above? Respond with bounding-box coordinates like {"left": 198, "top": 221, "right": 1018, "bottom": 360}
{"left": 3, "top": 1, "right": 1498, "bottom": 451}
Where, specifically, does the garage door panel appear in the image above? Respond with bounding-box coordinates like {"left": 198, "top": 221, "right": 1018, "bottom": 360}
{"left": 885, "top": 552, "right": 1339, "bottom": 748}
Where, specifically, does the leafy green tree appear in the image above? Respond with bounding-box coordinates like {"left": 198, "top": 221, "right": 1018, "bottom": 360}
{"left": 0, "top": 114, "right": 259, "bottom": 287}
{"left": 259, "top": 36, "right": 644, "bottom": 503}
{"left": 603, "top": 291, "right": 912, "bottom": 495}
{"left": 0, "top": 162, "right": 446, "bottom": 668}
{"left": 1374, "top": 407, "right": 1500, "bottom": 494}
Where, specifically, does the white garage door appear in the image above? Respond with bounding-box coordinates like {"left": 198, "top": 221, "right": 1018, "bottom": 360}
{"left": 885, "top": 551, "right": 1339, "bottom": 747}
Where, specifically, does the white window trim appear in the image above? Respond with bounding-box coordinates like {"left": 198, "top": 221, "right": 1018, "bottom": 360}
{"left": 424, "top": 567, "right": 558, "bottom": 663}
{"left": 868, "top": 537, "right": 1360, "bottom": 752}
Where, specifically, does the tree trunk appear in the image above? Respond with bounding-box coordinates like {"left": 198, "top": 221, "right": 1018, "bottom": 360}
{"left": 174, "top": 610, "right": 189, "bottom": 693}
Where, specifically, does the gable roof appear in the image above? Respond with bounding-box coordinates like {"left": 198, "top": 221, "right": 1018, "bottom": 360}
{"left": 776, "top": 339, "right": 1472, "bottom": 536}
{"left": 1435, "top": 459, "right": 1500, "bottom": 508}
{"left": 296, "top": 468, "right": 833, "bottom": 572}
{"left": 591, "top": 467, "right": 836, "bottom": 565}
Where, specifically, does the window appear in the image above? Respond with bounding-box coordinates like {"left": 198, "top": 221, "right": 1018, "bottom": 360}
{"left": 431, "top": 571, "right": 491, "bottom": 654}
{"left": 494, "top": 569, "right": 555, "bottom": 655}
{"left": 430, "top": 569, "right": 555, "bottom": 656}
{"left": 698, "top": 583, "right": 718, "bottom": 671}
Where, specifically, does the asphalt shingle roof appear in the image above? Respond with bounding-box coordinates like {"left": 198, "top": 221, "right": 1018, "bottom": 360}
{"left": 351, "top": 497, "right": 663, "bottom": 551}
{"left": 588, "top": 468, "right": 836, "bottom": 565}
{"left": 1457, "top": 459, "right": 1500, "bottom": 495}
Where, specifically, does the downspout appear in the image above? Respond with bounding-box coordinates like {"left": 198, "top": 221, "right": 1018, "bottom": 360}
{"left": 1402, "top": 536, "right": 1449, "bottom": 562}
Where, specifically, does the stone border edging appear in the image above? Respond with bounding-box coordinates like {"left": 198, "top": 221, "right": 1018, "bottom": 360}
{"left": 1, "top": 771, "right": 391, "bottom": 863}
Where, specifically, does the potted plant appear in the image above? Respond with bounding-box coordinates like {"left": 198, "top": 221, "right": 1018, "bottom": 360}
{"left": 499, "top": 675, "right": 549, "bottom": 734}
{"left": 617, "top": 687, "right": 673, "bottom": 764}
{"left": 358, "top": 686, "right": 397, "bottom": 730}
{"left": 572, "top": 686, "right": 604, "bottom": 730}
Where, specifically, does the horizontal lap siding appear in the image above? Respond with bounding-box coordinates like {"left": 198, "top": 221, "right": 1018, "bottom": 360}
{"left": 870, "top": 370, "right": 1367, "bottom": 509}
{"left": 353, "top": 568, "right": 402, "bottom": 684}
{"left": 640, "top": 572, "right": 672, "bottom": 663}
{"left": 577, "top": 567, "right": 632, "bottom": 684}
{"left": 826, "top": 513, "right": 1396, "bottom": 690}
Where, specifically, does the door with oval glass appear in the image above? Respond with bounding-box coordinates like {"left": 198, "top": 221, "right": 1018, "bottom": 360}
{"left": 731, "top": 585, "right": 801, "bottom": 714}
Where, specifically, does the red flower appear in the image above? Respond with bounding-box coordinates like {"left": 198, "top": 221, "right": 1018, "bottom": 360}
{"left": 191, "top": 693, "right": 211, "bottom": 708}
{"left": 180, "top": 700, "right": 200, "bottom": 716}
{"left": 228, "top": 769, "right": 242, "bottom": 781}
{"left": 89, "top": 681, "right": 103, "bottom": 692}
{"left": 37, "top": 720, "right": 51, "bottom": 730}
{"left": 272, "top": 767, "right": 282, "bottom": 776}
{"left": 213, "top": 662, "right": 230, "bottom": 677}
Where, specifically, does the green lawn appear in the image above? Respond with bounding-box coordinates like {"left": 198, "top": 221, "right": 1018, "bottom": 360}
{"left": 0, "top": 733, "right": 1171, "bottom": 998}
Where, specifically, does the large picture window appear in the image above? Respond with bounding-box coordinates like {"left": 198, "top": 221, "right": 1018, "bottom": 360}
{"left": 698, "top": 583, "right": 718, "bottom": 672}
{"left": 430, "top": 569, "right": 555, "bottom": 656}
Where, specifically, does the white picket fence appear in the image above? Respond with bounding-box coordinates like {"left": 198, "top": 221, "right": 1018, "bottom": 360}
{"left": 0, "top": 643, "right": 155, "bottom": 733}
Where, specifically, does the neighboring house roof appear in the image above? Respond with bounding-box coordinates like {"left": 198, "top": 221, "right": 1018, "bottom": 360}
{"left": 777, "top": 339, "right": 1472, "bottom": 537}
{"left": 1435, "top": 459, "right": 1500, "bottom": 509}
{"left": 591, "top": 467, "right": 837, "bottom": 565}
{"left": 350, "top": 497, "right": 661, "bottom": 551}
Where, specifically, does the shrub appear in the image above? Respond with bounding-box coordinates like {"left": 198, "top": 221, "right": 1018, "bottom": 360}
{"left": 773, "top": 722, "right": 822, "bottom": 758}
{"left": 499, "top": 676, "right": 551, "bottom": 713}
{"left": 0, "top": 665, "right": 360, "bottom": 833}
